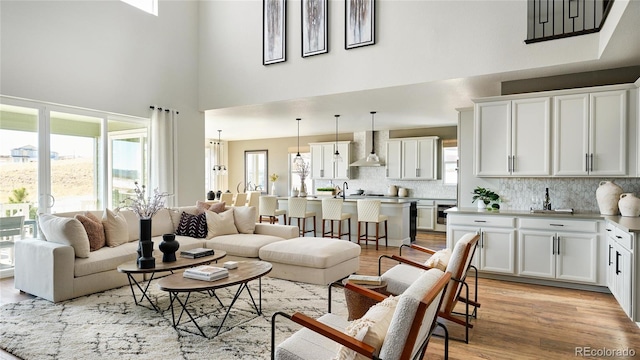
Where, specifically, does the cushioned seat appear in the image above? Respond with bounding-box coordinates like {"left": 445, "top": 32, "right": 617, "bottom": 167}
{"left": 206, "top": 233, "right": 285, "bottom": 258}
{"left": 259, "top": 237, "right": 360, "bottom": 285}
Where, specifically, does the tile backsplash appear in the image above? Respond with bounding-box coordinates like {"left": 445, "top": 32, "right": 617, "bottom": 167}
{"left": 498, "top": 178, "right": 640, "bottom": 213}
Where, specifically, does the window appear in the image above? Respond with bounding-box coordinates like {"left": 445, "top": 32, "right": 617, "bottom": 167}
{"left": 442, "top": 145, "right": 458, "bottom": 185}
{"left": 121, "top": 0, "right": 158, "bottom": 16}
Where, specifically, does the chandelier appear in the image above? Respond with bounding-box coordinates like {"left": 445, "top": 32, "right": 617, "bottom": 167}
{"left": 212, "top": 129, "right": 227, "bottom": 175}
{"left": 366, "top": 111, "right": 380, "bottom": 163}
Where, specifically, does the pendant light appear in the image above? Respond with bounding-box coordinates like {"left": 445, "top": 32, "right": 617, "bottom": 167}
{"left": 294, "top": 118, "right": 305, "bottom": 167}
{"left": 333, "top": 114, "right": 342, "bottom": 162}
{"left": 366, "top": 111, "right": 380, "bottom": 163}
{"left": 212, "top": 129, "right": 228, "bottom": 175}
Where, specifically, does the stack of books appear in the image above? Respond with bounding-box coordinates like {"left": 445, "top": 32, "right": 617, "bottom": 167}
{"left": 183, "top": 265, "right": 229, "bottom": 281}
{"left": 347, "top": 274, "right": 383, "bottom": 286}
{"left": 180, "top": 248, "right": 215, "bottom": 259}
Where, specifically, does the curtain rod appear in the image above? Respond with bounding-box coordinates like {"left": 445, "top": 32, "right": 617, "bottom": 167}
{"left": 149, "top": 105, "right": 179, "bottom": 114}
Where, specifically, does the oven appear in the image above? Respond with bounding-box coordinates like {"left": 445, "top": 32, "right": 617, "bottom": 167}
{"left": 434, "top": 200, "right": 456, "bottom": 232}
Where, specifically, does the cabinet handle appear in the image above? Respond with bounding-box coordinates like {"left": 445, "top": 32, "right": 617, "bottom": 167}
{"left": 585, "top": 153, "right": 589, "bottom": 173}
{"left": 474, "top": 220, "right": 487, "bottom": 223}
{"left": 507, "top": 155, "right": 511, "bottom": 172}
{"left": 511, "top": 155, "right": 516, "bottom": 173}
{"left": 616, "top": 251, "right": 621, "bottom": 275}
{"left": 480, "top": 231, "right": 484, "bottom": 248}
{"left": 556, "top": 236, "right": 561, "bottom": 255}
{"left": 590, "top": 153, "right": 594, "bottom": 172}
{"left": 608, "top": 245, "right": 613, "bottom": 265}
{"left": 386, "top": 168, "right": 388, "bottom": 177}
{"left": 616, "top": 235, "right": 622, "bottom": 239}
{"left": 605, "top": 228, "right": 612, "bottom": 232}
{"left": 552, "top": 235, "right": 556, "bottom": 255}
{"left": 549, "top": 224, "right": 564, "bottom": 227}
{"left": 416, "top": 168, "right": 420, "bottom": 177}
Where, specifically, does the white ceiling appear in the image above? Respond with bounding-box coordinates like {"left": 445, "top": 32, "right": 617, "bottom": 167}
{"left": 205, "top": 5, "right": 640, "bottom": 142}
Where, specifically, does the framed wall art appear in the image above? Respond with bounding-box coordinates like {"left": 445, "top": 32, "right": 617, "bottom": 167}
{"left": 345, "top": 0, "right": 375, "bottom": 49}
{"left": 301, "top": 0, "right": 328, "bottom": 57}
{"left": 263, "top": 0, "right": 286, "bottom": 65}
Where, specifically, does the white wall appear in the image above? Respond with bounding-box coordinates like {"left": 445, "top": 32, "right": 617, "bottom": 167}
{"left": 198, "top": 0, "right": 603, "bottom": 111}
{"left": 0, "top": 0, "right": 204, "bottom": 205}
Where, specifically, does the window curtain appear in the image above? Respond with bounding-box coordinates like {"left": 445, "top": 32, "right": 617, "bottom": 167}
{"left": 150, "top": 107, "right": 177, "bottom": 207}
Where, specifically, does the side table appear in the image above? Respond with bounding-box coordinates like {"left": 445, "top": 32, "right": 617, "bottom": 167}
{"left": 343, "top": 279, "right": 388, "bottom": 321}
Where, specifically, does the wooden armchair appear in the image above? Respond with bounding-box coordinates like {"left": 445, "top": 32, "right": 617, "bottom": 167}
{"left": 378, "top": 233, "right": 480, "bottom": 343}
{"left": 272, "top": 269, "right": 451, "bottom": 360}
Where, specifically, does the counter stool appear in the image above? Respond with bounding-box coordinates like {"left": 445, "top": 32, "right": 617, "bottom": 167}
{"left": 321, "top": 198, "right": 351, "bottom": 240}
{"left": 259, "top": 195, "right": 287, "bottom": 224}
{"left": 288, "top": 197, "right": 316, "bottom": 237}
{"left": 220, "top": 192, "right": 234, "bottom": 205}
{"left": 357, "top": 199, "right": 388, "bottom": 250}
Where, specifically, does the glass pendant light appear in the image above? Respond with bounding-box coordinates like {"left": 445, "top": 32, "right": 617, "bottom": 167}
{"left": 366, "top": 111, "right": 380, "bottom": 163}
{"left": 294, "top": 118, "right": 305, "bottom": 167}
{"left": 333, "top": 114, "right": 342, "bottom": 162}
{"left": 212, "top": 129, "right": 228, "bottom": 175}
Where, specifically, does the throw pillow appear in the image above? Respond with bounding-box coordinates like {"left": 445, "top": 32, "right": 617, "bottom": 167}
{"left": 38, "top": 214, "right": 91, "bottom": 258}
{"left": 424, "top": 248, "right": 452, "bottom": 271}
{"left": 205, "top": 209, "right": 238, "bottom": 238}
{"left": 232, "top": 206, "right": 256, "bottom": 234}
{"left": 335, "top": 295, "right": 399, "bottom": 360}
{"left": 176, "top": 212, "right": 208, "bottom": 238}
{"left": 75, "top": 212, "right": 105, "bottom": 251}
{"left": 196, "top": 201, "right": 226, "bottom": 214}
{"left": 102, "top": 208, "right": 129, "bottom": 247}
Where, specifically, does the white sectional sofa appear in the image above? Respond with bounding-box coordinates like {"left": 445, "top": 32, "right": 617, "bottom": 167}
{"left": 14, "top": 205, "right": 299, "bottom": 302}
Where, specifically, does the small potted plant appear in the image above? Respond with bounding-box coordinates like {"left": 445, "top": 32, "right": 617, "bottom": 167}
{"left": 472, "top": 187, "right": 501, "bottom": 210}
{"left": 316, "top": 187, "right": 336, "bottom": 197}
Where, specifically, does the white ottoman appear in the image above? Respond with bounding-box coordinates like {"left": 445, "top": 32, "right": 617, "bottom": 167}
{"left": 259, "top": 237, "right": 361, "bottom": 285}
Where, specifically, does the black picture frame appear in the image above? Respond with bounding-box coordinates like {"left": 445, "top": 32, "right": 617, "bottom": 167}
{"left": 301, "top": 0, "right": 328, "bottom": 57}
{"left": 345, "top": 0, "right": 375, "bottom": 49}
{"left": 263, "top": 0, "right": 287, "bottom": 65}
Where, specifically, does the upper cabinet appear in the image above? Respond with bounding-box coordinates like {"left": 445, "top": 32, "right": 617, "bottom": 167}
{"left": 554, "top": 90, "right": 627, "bottom": 176}
{"left": 310, "top": 141, "right": 351, "bottom": 180}
{"left": 386, "top": 136, "right": 439, "bottom": 180}
{"left": 474, "top": 97, "right": 551, "bottom": 176}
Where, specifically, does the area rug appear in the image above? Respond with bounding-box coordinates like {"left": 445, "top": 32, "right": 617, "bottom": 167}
{"left": 0, "top": 277, "right": 347, "bottom": 360}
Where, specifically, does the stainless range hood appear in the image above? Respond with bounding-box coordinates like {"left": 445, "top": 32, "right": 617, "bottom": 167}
{"left": 350, "top": 130, "right": 385, "bottom": 167}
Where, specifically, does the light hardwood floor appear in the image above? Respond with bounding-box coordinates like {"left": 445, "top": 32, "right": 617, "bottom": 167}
{"left": 2, "top": 232, "right": 639, "bottom": 360}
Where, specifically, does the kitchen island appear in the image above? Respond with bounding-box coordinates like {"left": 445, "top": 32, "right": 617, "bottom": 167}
{"left": 277, "top": 197, "right": 416, "bottom": 247}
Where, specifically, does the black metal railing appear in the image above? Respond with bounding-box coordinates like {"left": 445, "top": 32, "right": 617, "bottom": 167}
{"left": 526, "top": 0, "right": 614, "bottom": 43}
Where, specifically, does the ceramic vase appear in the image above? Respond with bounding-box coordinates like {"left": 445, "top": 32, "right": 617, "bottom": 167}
{"left": 271, "top": 183, "right": 277, "bottom": 196}
{"left": 619, "top": 193, "right": 640, "bottom": 217}
{"left": 159, "top": 233, "right": 179, "bottom": 262}
{"left": 477, "top": 201, "right": 486, "bottom": 210}
{"left": 137, "top": 218, "right": 155, "bottom": 269}
{"left": 596, "top": 180, "right": 623, "bottom": 215}
{"left": 398, "top": 188, "right": 408, "bottom": 197}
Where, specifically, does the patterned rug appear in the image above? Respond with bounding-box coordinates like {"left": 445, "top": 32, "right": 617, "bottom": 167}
{"left": 0, "top": 276, "right": 347, "bottom": 360}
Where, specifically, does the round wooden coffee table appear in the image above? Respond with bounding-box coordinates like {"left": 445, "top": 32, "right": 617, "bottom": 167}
{"left": 117, "top": 250, "right": 226, "bottom": 311}
{"left": 157, "top": 260, "right": 272, "bottom": 338}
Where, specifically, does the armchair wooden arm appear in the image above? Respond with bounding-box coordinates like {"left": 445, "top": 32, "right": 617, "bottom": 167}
{"left": 378, "top": 253, "right": 433, "bottom": 275}
{"left": 399, "top": 243, "right": 437, "bottom": 257}
{"left": 344, "top": 281, "right": 388, "bottom": 303}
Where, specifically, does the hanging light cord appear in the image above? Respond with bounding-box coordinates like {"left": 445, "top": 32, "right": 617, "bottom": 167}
{"left": 335, "top": 115, "right": 340, "bottom": 155}
{"left": 370, "top": 111, "right": 376, "bottom": 155}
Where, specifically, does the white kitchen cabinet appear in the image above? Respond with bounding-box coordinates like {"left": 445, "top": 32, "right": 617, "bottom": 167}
{"left": 474, "top": 97, "right": 550, "bottom": 177}
{"left": 310, "top": 142, "right": 351, "bottom": 180}
{"left": 385, "top": 140, "right": 402, "bottom": 179}
{"left": 447, "top": 214, "right": 516, "bottom": 274}
{"left": 553, "top": 90, "right": 627, "bottom": 176}
{"left": 416, "top": 200, "right": 435, "bottom": 231}
{"left": 605, "top": 221, "right": 634, "bottom": 320}
{"left": 518, "top": 218, "right": 598, "bottom": 284}
{"left": 386, "top": 137, "right": 438, "bottom": 180}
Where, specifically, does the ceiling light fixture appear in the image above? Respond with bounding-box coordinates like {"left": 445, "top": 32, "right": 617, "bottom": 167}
{"left": 333, "top": 114, "right": 342, "bottom": 162}
{"left": 294, "top": 118, "right": 305, "bottom": 167}
{"left": 366, "top": 111, "right": 380, "bottom": 163}
{"left": 212, "top": 129, "right": 228, "bottom": 176}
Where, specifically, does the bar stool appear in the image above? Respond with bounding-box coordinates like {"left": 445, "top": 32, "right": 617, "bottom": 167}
{"left": 233, "top": 192, "right": 247, "bottom": 206}
{"left": 288, "top": 197, "right": 316, "bottom": 237}
{"left": 356, "top": 199, "right": 388, "bottom": 250}
{"left": 220, "top": 192, "right": 234, "bottom": 205}
{"left": 259, "top": 195, "right": 287, "bottom": 224}
{"left": 246, "top": 191, "right": 261, "bottom": 221}
{"left": 321, "top": 198, "right": 351, "bottom": 240}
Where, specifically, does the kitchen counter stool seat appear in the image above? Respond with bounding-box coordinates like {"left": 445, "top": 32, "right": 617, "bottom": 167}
{"left": 288, "top": 197, "right": 316, "bottom": 237}
{"left": 356, "top": 199, "right": 388, "bottom": 250}
{"left": 321, "top": 198, "right": 351, "bottom": 240}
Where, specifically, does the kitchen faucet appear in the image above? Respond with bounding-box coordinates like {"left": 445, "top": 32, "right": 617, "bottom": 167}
{"left": 342, "top": 182, "right": 349, "bottom": 200}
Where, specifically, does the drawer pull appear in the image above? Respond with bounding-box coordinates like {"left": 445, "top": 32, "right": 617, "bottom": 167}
{"left": 549, "top": 224, "right": 564, "bottom": 227}
{"left": 606, "top": 228, "right": 612, "bottom": 232}
{"left": 616, "top": 235, "right": 622, "bottom": 239}
{"left": 474, "top": 220, "right": 487, "bottom": 223}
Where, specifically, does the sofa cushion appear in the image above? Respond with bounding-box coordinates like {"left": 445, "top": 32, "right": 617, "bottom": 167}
{"left": 232, "top": 206, "right": 257, "bottom": 234}
{"left": 196, "top": 201, "right": 226, "bottom": 214}
{"left": 75, "top": 240, "right": 139, "bottom": 277}
{"left": 75, "top": 212, "right": 106, "bottom": 251}
{"left": 205, "top": 234, "right": 284, "bottom": 258}
{"left": 205, "top": 209, "right": 238, "bottom": 238}
{"left": 39, "top": 213, "right": 91, "bottom": 258}
{"left": 117, "top": 210, "right": 140, "bottom": 242}
{"left": 176, "top": 212, "right": 207, "bottom": 238}
{"left": 149, "top": 209, "right": 175, "bottom": 237}
{"left": 102, "top": 209, "right": 129, "bottom": 247}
